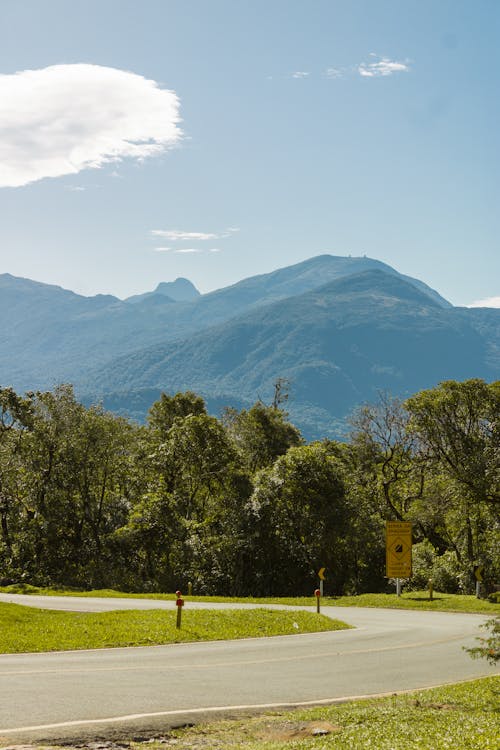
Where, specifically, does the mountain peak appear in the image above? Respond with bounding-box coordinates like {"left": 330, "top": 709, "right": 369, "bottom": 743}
{"left": 125, "top": 277, "right": 200, "bottom": 305}
{"left": 154, "top": 278, "right": 200, "bottom": 301}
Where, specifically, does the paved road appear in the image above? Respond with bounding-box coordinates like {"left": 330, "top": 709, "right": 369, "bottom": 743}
{"left": 0, "top": 594, "right": 497, "bottom": 743}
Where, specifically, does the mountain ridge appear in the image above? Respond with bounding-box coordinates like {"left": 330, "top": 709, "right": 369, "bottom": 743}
{"left": 82, "top": 269, "right": 498, "bottom": 439}
{"left": 0, "top": 256, "right": 497, "bottom": 439}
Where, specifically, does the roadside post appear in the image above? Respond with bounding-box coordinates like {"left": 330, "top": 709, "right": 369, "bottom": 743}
{"left": 176, "top": 590, "right": 184, "bottom": 628}
{"left": 315, "top": 588, "right": 321, "bottom": 614}
{"left": 386, "top": 521, "right": 412, "bottom": 597}
{"left": 474, "top": 565, "right": 484, "bottom": 599}
{"left": 318, "top": 567, "right": 326, "bottom": 598}
{"left": 428, "top": 578, "right": 434, "bottom": 601}
{"left": 188, "top": 581, "right": 193, "bottom": 596}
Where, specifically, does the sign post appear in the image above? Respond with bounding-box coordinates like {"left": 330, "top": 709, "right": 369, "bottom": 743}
{"left": 318, "top": 567, "right": 326, "bottom": 597}
{"left": 474, "top": 565, "right": 484, "bottom": 599}
{"left": 175, "top": 590, "right": 184, "bottom": 628}
{"left": 314, "top": 588, "right": 321, "bottom": 613}
{"left": 386, "top": 521, "right": 412, "bottom": 595}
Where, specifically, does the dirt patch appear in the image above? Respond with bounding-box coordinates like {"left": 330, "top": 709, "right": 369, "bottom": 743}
{"left": 412, "top": 700, "right": 459, "bottom": 711}
{"left": 256, "top": 720, "right": 342, "bottom": 741}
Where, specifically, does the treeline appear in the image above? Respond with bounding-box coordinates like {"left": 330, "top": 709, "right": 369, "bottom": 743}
{"left": 0, "top": 380, "right": 498, "bottom": 596}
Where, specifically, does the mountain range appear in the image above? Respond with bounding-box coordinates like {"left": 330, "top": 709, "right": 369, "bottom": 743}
{"left": 0, "top": 255, "right": 498, "bottom": 439}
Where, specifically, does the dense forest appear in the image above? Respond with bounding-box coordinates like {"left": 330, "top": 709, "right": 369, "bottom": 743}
{"left": 0, "top": 379, "right": 498, "bottom": 596}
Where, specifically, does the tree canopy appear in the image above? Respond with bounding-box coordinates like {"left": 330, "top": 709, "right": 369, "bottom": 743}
{"left": 0, "top": 379, "right": 497, "bottom": 596}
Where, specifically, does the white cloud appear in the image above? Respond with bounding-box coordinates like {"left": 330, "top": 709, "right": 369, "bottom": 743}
{"left": 209, "top": 248, "right": 221, "bottom": 253}
{"left": 152, "top": 230, "right": 220, "bottom": 241}
{"left": 151, "top": 227, "right": 239, "bottom": 241}
{"left": 67, "top": 185, "right": 86, "bottom": 192}
{"left": 291, "top": 71, "right": 310, "bottom": 79}
{"left": 358, "top": 56, "right": 410, "bottom": 77}
{"left": 0, "top": 64, "right": 182, "bottom": 188}
{"left": 467, "top": 296, "right": 500, "bottom": 308}
{"left": 325, "top": 67, "right": 343, "bottom": 79}
{"left": 153, "top": 247, "right": 172, "bottom": 252}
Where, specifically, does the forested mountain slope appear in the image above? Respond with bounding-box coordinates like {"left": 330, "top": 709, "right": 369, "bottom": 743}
{"left": 0, "top": 255, "right": 450, "bottom": 392}
{"left": 84, "top": 270, "right": 499, "bottom": 439}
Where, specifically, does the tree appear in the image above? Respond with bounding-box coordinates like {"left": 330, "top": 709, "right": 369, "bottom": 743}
{"left": 0, "top": 388, "right": 34, "bottom": 573}
{"left": 406, "top": 379, "right": 500, "bottom": 583}
{"left": 124, "top": 413, "right": 250, "bottom": 592}
{"left": 465, "top": 617, "right": 500, "bottom": 664}
{"left": 12, "top": 385, "right": 135, "bottom": 587}
{"left": 147, "top": 391, "right": 206, "bottom": 438}
{"left": 248, "top": 444, "right": 350, "bottom": 595}
{"left": 224, "top": 401, "right": 302, "bottom": 473}
{"left": 406, "top": 379, "right": 499, "bottom": 508}
{"left": 349, "top": 393, "right": 427, "bottom": 522}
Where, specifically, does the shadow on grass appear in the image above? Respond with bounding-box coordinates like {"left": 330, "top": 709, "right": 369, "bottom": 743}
{"left": 405, "top": 595, "right": 445, "bottom": 602}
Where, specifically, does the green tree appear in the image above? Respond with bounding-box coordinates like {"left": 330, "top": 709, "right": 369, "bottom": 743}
{"left": 465, "top": 617, "right": 500, "bottom": 664}
{"left": 406, "top": 379, "right": 499, "bottom": 507}
{"left": 406, "top": 379, "right": 500, "bottom": 584}
{"left": 124, "top": 412, "right": 250, "bottom": 593}
{"left": 0, "top": 388, "right": 34, "bottom": 577}
{"left": 147, "top": 391, "right": 206, "bottom": 438}
{"left": 224, "top": 401, "right": 302, "bottom": 473}
{"left": 248, "top": 443, "right": 350, "bottom": 595}
{"left": 15, "top": 386, "right": 134, "bottom": 587}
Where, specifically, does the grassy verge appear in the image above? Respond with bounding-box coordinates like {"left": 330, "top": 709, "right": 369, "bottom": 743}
{"left": 140, "top": 676, "right": 500, "bottom": 750}
{"left": 0, "top": 601, "right": 348, "bottom": 653}
{"left": 1, "top": 584, "right": 498, "bottom": 614}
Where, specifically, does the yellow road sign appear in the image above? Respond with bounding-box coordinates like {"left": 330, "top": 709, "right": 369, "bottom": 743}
{"left": 474, "top": 565, "right": 484, "bottom": 582}
{"left": 318, "top": 567, "right": 326, "bottom": 581}
{"left": 386, "top": 521, "right": 412, "bottom": 579}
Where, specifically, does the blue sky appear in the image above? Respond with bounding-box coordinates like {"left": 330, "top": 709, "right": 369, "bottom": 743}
{"left": 0, "top": 0, "right": 498, "bottom": 306}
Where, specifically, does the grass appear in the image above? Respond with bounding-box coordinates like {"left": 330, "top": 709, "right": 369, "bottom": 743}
{"left": 140, "top": 676, "right": 500, "bottom": 749}
{"left": 1, "top": 583, "right": 499, "bottom": 614}
{"left": 0, "top": 601, "right": 348, "bottom": 653}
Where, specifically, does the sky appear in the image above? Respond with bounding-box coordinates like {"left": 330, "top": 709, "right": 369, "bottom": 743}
{"left": 0, "top": 0, "right": 499, "bottom": 307}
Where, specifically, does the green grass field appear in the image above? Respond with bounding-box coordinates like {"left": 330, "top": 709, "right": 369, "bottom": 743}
{"left": 1, "top": 583, "right": 498, "bottom": 614}
{"left": 0, "top": 601, "right": 348, "bottom": 653}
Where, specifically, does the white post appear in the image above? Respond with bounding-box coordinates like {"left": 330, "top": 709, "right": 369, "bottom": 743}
{"left": 396, "top": 578, "right": 402, "bottom": 597}
{"left": 476, "top": 580, "right": 481, "bottom": 599}
{"left": 320, "top": 579, "right": 324, "bottom": 597}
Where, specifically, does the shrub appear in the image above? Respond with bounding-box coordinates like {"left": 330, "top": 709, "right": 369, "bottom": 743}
{"left": 408, "top": 540, "right": 463, "bottom": 593}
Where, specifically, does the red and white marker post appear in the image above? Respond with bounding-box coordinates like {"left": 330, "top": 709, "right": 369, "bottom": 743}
{"left": 175, "top": 590, "right": 184, "bottom": 628}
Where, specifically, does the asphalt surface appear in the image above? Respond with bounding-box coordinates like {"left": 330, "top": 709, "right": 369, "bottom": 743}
{"left": 0, "top": 594, "right": 497, "bottom": 743}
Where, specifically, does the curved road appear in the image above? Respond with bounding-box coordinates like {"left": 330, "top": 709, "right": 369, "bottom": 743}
{"left": 0, "top": 594, "right": 497, "bottom": 743}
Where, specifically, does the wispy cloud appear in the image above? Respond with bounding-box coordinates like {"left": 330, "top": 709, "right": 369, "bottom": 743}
{"left": 273, "top": 55, "right": 411, "bottom": 83}
{"left": 172, "top": 247, "right": 222, "bottom": 254}
{"left": 175, "top": 248, "right": 204, "bottom": 254}
{"left": 0, "top": 64, "right": 182, "bottom": 188}
{"left": 467, "top": 296, "right": 500, "bottom": 308}
{"left": 151, "top": 227, "right": 239, "bottom": 241}
{"left": 325, "top": 67, "right": 343, "bottom": 79}
{"left": 358, "top": 54, "right": 410, "bottom": 78}
{"left": 153, "top": 247, "right": 172, "bottom": 252}
{"left": 152, "top": 230, "right": 219, "bottom": 241}
{"left": 67, "top": 185, "right": 86, "bottom": 192}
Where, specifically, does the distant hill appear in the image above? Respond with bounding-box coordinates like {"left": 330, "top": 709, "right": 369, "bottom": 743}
{"left": 0, "top": 255, "right": 449, "bottom": 391}
{"left": 83, "top": 269, "right": 499, "bottom": 439}
{"left": 0, "top": 257, "right": 497, "bottom": 439}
